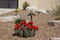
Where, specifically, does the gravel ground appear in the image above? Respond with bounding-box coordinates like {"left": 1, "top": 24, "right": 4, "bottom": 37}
{"left": 0, "top": 10, "right": 60, "bottom": 40}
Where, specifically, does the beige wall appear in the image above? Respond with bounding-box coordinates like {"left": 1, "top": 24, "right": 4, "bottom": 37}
{"left": 18, "top": 0, "right": 38, "bottom": 9}
{"left": 18, "top": 0, "right": 59, "bottom": 10}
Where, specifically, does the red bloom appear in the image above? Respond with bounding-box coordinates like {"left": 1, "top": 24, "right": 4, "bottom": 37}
{"left": 26, "top": 24, "right": 32, "bottom": 29}
{"left": 32, "top": 25, "right": 39, "bottom": 30}
{"left": 14, "top": 24, "right": 19, "bottom": 30}
{"left": 28, "top": 21, "right": 33, "bottom": 25}
{"left": 19, "top": 21, "right": 26, "bottom": 25}
{"left": 20, "top": 26, "right": 24, "bottom": 30}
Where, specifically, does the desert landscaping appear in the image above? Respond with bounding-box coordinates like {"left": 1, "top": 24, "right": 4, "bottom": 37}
{"left": 0, "top": 9, "right": 60, "bottom": 40}
{"left": 0, "top": 0, "right": 60, "bottom": 40}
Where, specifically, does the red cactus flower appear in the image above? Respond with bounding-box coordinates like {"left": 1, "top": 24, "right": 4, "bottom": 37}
{"left": 19, "top": 20, "right": 26, "bottom": 25}
{"left": 26, "top": 24, "right": 32, "bottom": 29}
{"left": 32, "top": 25, "right": 39, "bottom": 30}
{"left": 14, "top": 24, "right": 19, "bottom": 30}
{"left": 28, "top": 21, "right": 33, "bottom": 25}
{"left": 20, "top": 26, "right": 24, "bottom": 30}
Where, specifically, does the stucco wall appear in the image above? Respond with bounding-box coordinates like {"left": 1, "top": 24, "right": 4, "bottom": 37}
{"left": 18, "top": 0, "right": 59, "bottom": 10}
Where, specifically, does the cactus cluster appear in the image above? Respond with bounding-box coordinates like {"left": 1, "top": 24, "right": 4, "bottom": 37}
{"left": 14, "top": 19, "right": 38, "bottom": 38}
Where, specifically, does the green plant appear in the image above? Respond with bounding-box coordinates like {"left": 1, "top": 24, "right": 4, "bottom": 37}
{"left": 14, "top": 21, "right": 38, "bottom": 38}
{"left": 52, "top": 0, "right": 60, "bottom": 16}
{"left": 23, "top": 1, "right": 29, "bottom": 10}
{"left": 15, "top": 9, "right": 20, "bottom": 12}
{"left": 23, "top": 27, "right": 29, "bottom": 38}
{"left": 15, "top": 18, "right": 23, "bottom": 24}
{"left": 55, "top": 16, "right": 60, "bottom": 20}
{"left": 52, "top": 0, "right": 60, "bottom": 20}
{"left": 17, "top": 29, "right": 23, "bottom": 37}
{"left": 29, "top": 29, "right": 36, "bottom": 37}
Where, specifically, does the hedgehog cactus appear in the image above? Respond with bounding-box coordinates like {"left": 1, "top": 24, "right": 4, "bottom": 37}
{"left": 17, "top": 28, "right": 23, "bottom": 37}
{"left": 14, "top": 19, "right": 38, "bottom": 38}
{"left": 29, "top": 29, "right": 36, "bottom": 37}
{"left": 23, "top": 27, "right": 29, "bottom": 38}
